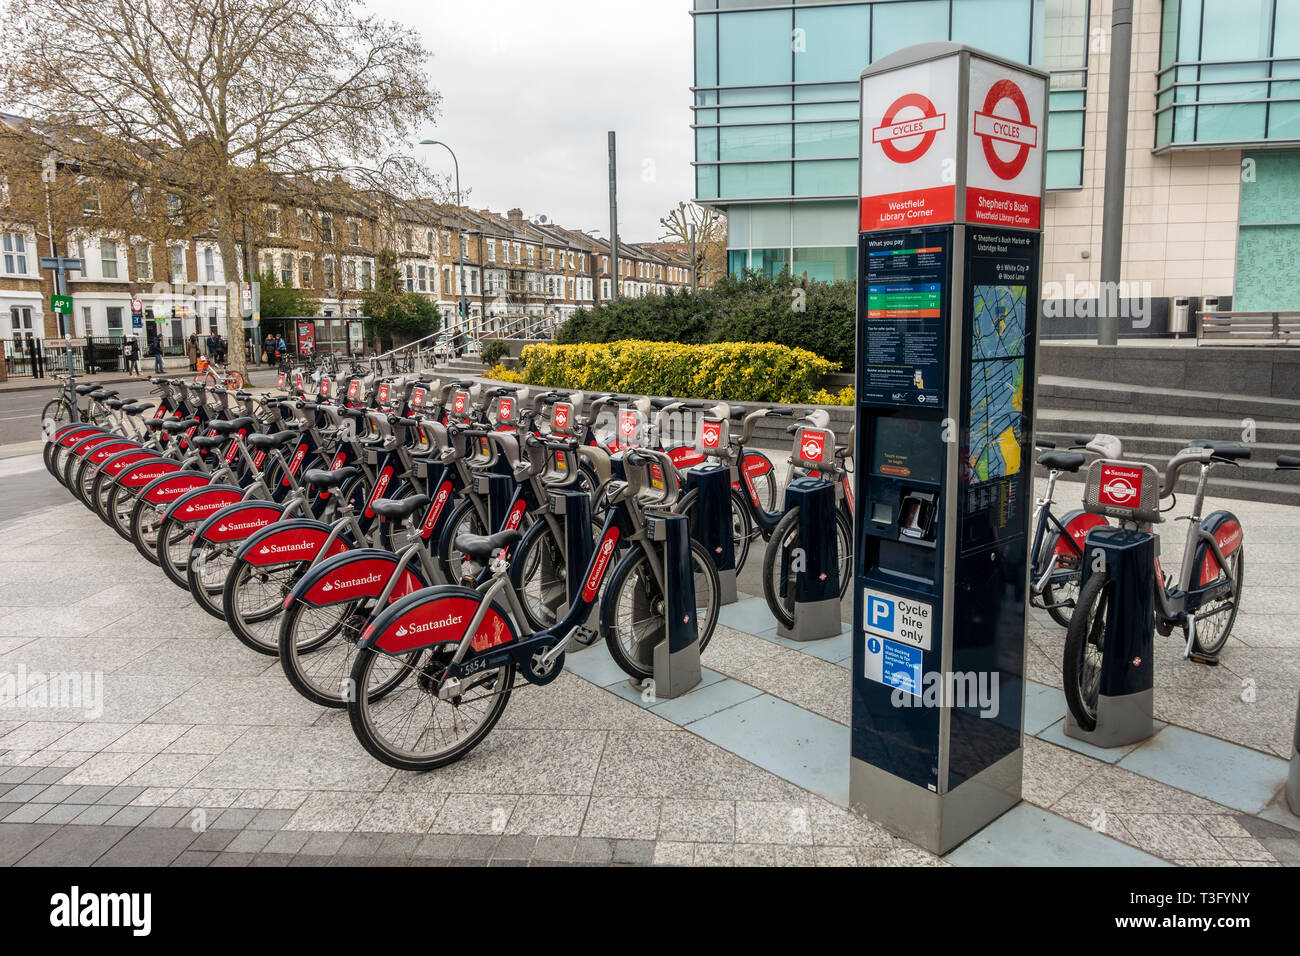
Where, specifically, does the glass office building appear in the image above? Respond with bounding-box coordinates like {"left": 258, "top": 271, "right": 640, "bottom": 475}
{"left": 693, "top": 0, "right": 1090, "bottom": 282}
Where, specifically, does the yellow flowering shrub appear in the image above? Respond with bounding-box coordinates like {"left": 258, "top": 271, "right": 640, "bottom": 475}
{"left": 808, "top": 386, "right": 855, "bottom": 406}
{"left": 484, "top": 363, "right": 524, "bottom": 383}
{"left": 517, "top": 340, "right": 840, "bottom": 404}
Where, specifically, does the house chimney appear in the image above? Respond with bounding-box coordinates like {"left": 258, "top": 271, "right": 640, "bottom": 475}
{"left": 507, "top": 208, "right": 524, "bottom": 226}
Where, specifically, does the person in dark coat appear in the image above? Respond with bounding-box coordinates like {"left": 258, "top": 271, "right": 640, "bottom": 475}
{"left": 126, "top": 336, "right": 141, "bottom": 376}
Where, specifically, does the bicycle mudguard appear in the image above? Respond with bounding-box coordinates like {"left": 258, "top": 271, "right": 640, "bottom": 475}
{"left": 97, "top": 449, "right": 164, "bottom": 481}
{"left": 666, "top": 443, "right": 705, "bottom": 469}
{"left": 359, "top": 585, "right": 518, "bottom": 658}
{"left": 1042, "top": 509, "right": 1109, "bottom": 574}
{"left": 281, "top": 548, "right": 428, "bottom": 610}
{"left": 163, "top": 484, "right": 248, "bottom": 525}
{"left": 82, "top": 439, "right": 142, "bottom": 470}
{"left": 137, "top": 471, "right": 217, "bottom": 508}
{"left": 591, "top": 525, "right": 632, "bottom": 622}
{"left": 115, "top": 457, "right": 184, "bottom": 490}
{"left": 191, "top": 499, "right": 287, "bottom": 545}
{"left": 1194, "top": 510, "right": 1244, "bottom": 587}
{"left": 233, "top": 519, "right": 351, "bottom": 568}
{"left": 741, "top": 449, "right": 774, "bottom": 477}
{"left": 50, "top": 424, "right": 104, "bottom": 445}
{"left": 67, "top": 432, "right": 121, "bottom": 458}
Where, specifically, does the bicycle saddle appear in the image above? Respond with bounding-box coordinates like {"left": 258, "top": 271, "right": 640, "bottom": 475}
{"left": 1037, "top": 451, "right": 1086, "bottom": 473}
{"left": 454, "top": 529, "right": 522, "bottom": 562}
{"left": 162, "top": 418, "right": 200, "bottom": 434}
{"left": 123, "top": 403, "right": 153, "bottom": 416}
{"left": 75, "top": 384, "right": 100, "bottom": 395}
{"left": 370, "top": 494, "right": 430, "bottom": 521}
{"left": 190, "top": 435, "right": 226, "bottom": 451}
{"left": 303, "top": 465, "right": 362, "bottom": 488}
{"left": 247, "top": 429, "right": 299, "bottom": 450}
{"left": 208, "top": 417, "right": 256, "bottom": 435}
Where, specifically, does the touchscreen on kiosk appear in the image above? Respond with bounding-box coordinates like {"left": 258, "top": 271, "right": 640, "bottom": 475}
{"left": 870, "top": 417, "right": 941, "bottom": 484}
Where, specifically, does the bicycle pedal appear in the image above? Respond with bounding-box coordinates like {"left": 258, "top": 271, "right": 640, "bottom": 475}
{"left": 1187, "top": 652, "right": 1219, "bottom": 667}
{"left": 573, "top": 627, "right": 600, "bottom": 648}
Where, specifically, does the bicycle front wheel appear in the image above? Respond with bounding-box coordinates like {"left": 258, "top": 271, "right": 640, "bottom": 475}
{"left": 602, "top": 539, "right": 720, "bottom": 682}
{"left": 761, "top": 505, "right": 853, "bottom": 631}
{"left": 348, "top": 643, "right": 514, "bottom": 771}
{"left": 1062, "top": 568, "right": 1111, "bottom": 732}
{"left": 1190, "top": 545, "right": 1244, "bottom": 657}
{"left": 41, "top": 399, "right": 73, "bottom": 433}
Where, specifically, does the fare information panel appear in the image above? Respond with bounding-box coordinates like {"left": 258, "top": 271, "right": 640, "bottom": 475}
{"left": 961, "top": 226, "right": 1038, "bottom": 550}
{"left": 859, "top": 228, "right": 949, "bottom": 408}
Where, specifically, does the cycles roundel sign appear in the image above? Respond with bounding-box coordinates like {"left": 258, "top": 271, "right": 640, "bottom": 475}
{"left": 973, "top": 79, "right": 1038, "bottom": 181}
{"left": 874, "top": 93, "right": 946, "bottom": 165}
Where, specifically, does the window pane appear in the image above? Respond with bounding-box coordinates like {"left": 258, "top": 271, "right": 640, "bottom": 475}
{"left": 792, "top": 200, "right": 857, "bottom": 247}
{"left": 1045, "top": 150, "right": 1083, "bottom": 189}
{"left": 872, "top": 1, "right": 950, "bottom": 61}
{"left": 1201, "top": 0, "right": 1272, "bottom": 59}
{"left": 719, "top": 104, "right": 792, "bottom": 123}
{"left": 696, "top": 128, "right": 719, "bottom": 162}
{"left": 696, "top": 164, "right": 719, "bottom": 200}
{"left": 720, "top": 124, "right": 792, "bottom": 160}
{"left": 794, "top": 5, "right": 869, "bottom": 83}
{"left": 719, "top": 162, "right": 791, "bottom": 198}
{"left": 696, "top": 14, "right": 717, "bottom": 86}
{"left": 750, "top": 203, "right": 790, "bottom": 248}
{"left": 727, "top": 249, "right": 749, "bottom": 275}
{"left": 1046, "top": 110, "right": 1084, "bottom": 148}
{"left": 1196, "top": 102, "right": 1266, "bottom": 141}
{"left": 1043, "top": 0, "right": 1089, "bottom": 69}
{"left": 794, "top": 121, "right": 858, "bottom": 158}
{"left": 1277, "top": 0, "right": 1300, "bottom": 56}
{"left": 718, "top": 10, "right": 792, "bottom": 85}
{"left": 952, "top": 0, "right": 1030, "bottom": 62}
{"left": 750, "top": 247, "right": 790, "bottom": 277}
{"left": 794, "top": 159, "right": 857, "bottom": 195}
{"left": 792, "top": 246, "right": 855, "bottom": 283}
{"left": 795, "top": 101, "right": 859, "bottom": 120}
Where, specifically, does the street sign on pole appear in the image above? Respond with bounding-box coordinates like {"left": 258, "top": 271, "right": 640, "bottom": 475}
{"left": 39, "top": 256, "right": 83, "bottom": 272}
{"left": 51, "top": 294, "right": 73, "bottom": 313}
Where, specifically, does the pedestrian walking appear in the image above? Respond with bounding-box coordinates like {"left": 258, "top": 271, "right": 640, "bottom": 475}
{"left": 126, "top": 336, "right": 141, "bottom": 376}
{"left": 216, "top": 333, "right": 228, "bottom": 364}
{"left": 263, "top": 333, "right": 275, "bottom": 365}
{"left": 151, "top": 335, "right": 164, "bottom": 374}
{"left": 186, "top": 333, "right": 199, "bottom": 370}
{"left": 276, "top": 334, "right": 286, "bottom": 365}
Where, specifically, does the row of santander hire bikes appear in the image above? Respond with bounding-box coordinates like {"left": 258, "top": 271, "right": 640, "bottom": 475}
{"left": 41, "top": 368, "right": 855, "bottom": 771}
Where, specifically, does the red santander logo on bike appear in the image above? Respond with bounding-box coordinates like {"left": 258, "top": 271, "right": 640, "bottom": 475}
{"left": 799, "top": 429, "right": 827, "bottom": 464}
{"left": 1098, "top": 464, "right": 1143, "bottom": 508}
{"left": 701, "top": 420, "right": 722, "bottom": 449}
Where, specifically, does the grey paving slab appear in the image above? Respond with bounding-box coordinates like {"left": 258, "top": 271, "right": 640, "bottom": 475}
{"left": 946, "top": 804, "right": 1172, "bottom": 867}
{"left": 13, "top": 824, "right": 130, "bottom": 866}
{"left": 601, "top": 666, "right": 726, "bottom": 708}
{"left": 0, "top": 822, "right": 60, "bottom": 865}
{"left": 93, "top": 826, "right": 198, "bottom": 866}
{"left": 1117, "top": 725, "right": 1289, "bottom": 814}
{"left": 560, "top": 646, "right": 638, "bottom": 687}
{"left": 687, "top": 693, "right": 851, "bottom": 806}
{"left": 648, "top": 675, "right": 765, "bottom": 726}
{"left": 1037, "top": 717, "right": 1166, "bottom": 764}
{"left": 1024, "top": 681, "right": 1068, "bottom": 736}
{"left": 36, "top": 803, "right": 91, "bottom": 824}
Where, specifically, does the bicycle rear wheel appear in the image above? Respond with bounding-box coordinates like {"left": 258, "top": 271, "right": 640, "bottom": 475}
{"left": 1062, "top": 569, "right": 1110, "bottom": 732}
{"left": 1190, "top": 545, "right": 1243, "bottom": 657}
{"left": 761, "top": 505, "right": 852, "bottom": 630}
{"left": 676, "top": 486, "right": 752, "bottom": 574}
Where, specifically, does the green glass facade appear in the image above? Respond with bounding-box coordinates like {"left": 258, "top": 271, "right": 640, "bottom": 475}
{"left": 1236, "top": 150, "right": 1300, "bottom": 309}
{"left": 1157, "top": 0, "right": 1300, "bottom": 149}
{"left": 694, "top": 0, "right": 1090, "bottom": 281}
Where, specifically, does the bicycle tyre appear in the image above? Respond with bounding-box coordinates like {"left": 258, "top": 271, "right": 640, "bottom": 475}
{"left": 1062, "top": 568, "right": 1111, "bottom": 732}
{"left": 41, "top": 399, "right": 73, "bottom": 434}
{"left": 601, "top": 539, "right": 720, "bottom": 682}
{"left": 1190, "top": 545, "right": 1243, "bottom": 657}
{"left": 514, "top": 520, "right": 568, "bottom": 631}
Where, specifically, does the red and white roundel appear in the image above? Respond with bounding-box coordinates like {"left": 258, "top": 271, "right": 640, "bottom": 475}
{"left": 319, "top": 378, "right": 331, "bottom": 397}
{"left": 553, "top": 403, "right": 571, "bottom": 430}
{"left": 874, "top": 93, "right": 946, "bottom": 165}
{"left": 1098, "top": 465, "right": 1142, "bottom": 508}
{"left": 619, "top": 411, "right": 638, "bottom": 438}
{"left": 347, "top": 380, "right": 360, "bottom": 400}
{"left": 377, "top": 383, "right": 390, "bottom": 404}
{"left": 452, "top": 391, "right": 468, "bottom": 415}
{"left": 701, "top": 421, "right": 721, "bottom": 449}
{"left": 498, "top": 398, "right": 513, "bottom": 422}
{"left": 410, "top": 387, "right": 426, "bottom": 409}
{"left": 799, "top": 429, "right": 827, "bottom": 463}
{"left": 973, "top": 79, "right": 1037, "bottom": 181}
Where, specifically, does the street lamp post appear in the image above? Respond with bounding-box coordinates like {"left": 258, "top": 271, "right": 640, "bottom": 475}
{"left": 418, "top": 140, "right": 470, "bottom": 344}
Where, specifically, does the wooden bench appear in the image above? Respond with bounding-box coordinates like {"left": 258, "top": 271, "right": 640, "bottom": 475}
{"left": 1198, "top": 310, "right": 1300, "bottom": 344}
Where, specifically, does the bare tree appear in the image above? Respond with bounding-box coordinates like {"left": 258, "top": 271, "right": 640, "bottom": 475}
{"left": 1, "top": 0, "right": 442, "bottom": 371}
{"left": 659, "top": 201, "right": 727, "bottom": 288}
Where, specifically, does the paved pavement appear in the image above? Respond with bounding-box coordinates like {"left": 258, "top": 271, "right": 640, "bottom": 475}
{"left": 0, "top": 458, "right": 1297, "bottom": 865}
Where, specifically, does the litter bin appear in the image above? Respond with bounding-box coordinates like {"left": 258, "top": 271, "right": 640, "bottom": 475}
{"left": 1172, "top": 296, "right": 1190, "bottom": 337}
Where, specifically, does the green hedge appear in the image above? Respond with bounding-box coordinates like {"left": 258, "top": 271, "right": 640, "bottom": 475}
{"left": 518, "top": 340, "right": 840, "bottom": 404}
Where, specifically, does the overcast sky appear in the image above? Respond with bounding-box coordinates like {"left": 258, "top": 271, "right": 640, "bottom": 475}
{"left": 368, "top": 0, "right": 696, "bottom": 242}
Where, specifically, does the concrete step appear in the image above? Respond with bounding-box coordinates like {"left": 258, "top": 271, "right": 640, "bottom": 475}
{"left": 1036, "top": 375, "right": 1300, "bottom": 423}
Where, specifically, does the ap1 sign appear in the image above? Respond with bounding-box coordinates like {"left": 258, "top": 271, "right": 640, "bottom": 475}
{"left": 964, "top": 57, "right": 1046, "bottom": 230}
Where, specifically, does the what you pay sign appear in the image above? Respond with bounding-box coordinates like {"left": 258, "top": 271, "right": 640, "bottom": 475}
{"left": 861, "top": 49, "right": 1046, "bottom": 231}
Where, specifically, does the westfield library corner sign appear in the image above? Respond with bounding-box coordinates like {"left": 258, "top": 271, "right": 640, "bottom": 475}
{"left": 860, "top": 44, "right": 1047, "bottom": 232}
